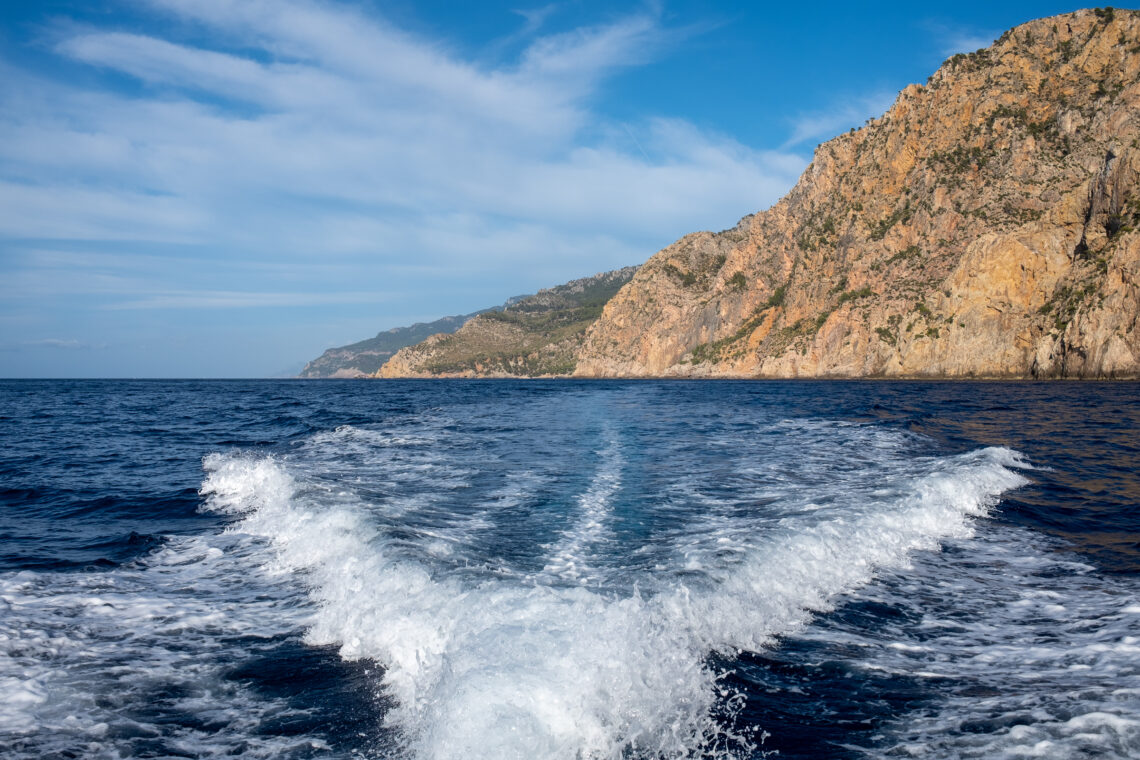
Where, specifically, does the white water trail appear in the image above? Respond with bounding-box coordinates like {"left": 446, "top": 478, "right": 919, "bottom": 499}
{"left": 542, "top": 426, "right": 623, "bottom": 584}
{"left": 198, "top": 443, "right": 1030, "bottom": 760}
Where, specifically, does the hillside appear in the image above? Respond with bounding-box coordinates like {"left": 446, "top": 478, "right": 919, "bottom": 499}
{"left": 377, "top": 267, "right": 638, "bottom": 377}
{"left": 299, "top": 313, "right": 477, "bottom": 378}
{"left": 573, "top": 8, "right": 1140, "bottom": 378}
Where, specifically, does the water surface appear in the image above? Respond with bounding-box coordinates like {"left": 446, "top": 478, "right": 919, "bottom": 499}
{"left": 1, "top": 379, "right": 1137, "bottom": 758}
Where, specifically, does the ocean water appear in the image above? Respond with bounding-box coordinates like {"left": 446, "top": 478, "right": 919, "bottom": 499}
{"left": 0, "top": 379, "right": 1137, "bottom": 759}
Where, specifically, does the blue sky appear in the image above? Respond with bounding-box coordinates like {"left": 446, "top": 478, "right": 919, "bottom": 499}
{"left": 0, "top": 0, "right": 1088, "bottom": 377}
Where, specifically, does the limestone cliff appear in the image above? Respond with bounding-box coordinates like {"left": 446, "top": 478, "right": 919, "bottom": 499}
{"left": 574, "top": 8, "right": 1140, "bottom": 379}
{"left": 377, "top": 267, "right": 638, "bottom": 377}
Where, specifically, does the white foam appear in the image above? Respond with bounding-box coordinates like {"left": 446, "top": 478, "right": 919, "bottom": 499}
{"left": 0, "top": 530, "right": 317, "bottom": 758}
{"left": 542, "top": 426, "right": 624, "bottom": 584}
{"left": 195, "top": 436, "right": 1032, "bottom": 760}
{"left": 786, "top": 519, "right": 1140, "bottom": 759}
{"left": 9, "top": 409, "right": 1094, "bottom": 760}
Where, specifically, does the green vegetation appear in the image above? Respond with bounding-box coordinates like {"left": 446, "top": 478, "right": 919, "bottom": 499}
{"left": 728, "top": 272, "right": 748, "bottom": 290}
{"left": 1002, "top": 204, "right": 1045, "bottom": 224}
{"left": 1106, "top": 197, "right": 1140, "bottom": 239}
{"left": 987, "top": 104, "right": 1028, "bottom": 128}
{"left": 836, "top": 287, "right": 873, "bottom": 305}
{"left": 689, "top": 284, "right": 788, "bottom": 363}
{"left": 662, "top": 263, "right": 697, "bottom": 287}
{"left": 869, "top": 202, "right": 913, "bottom": 241}
{"left": 1106, "top": 213, "right": 1127, "bottom": 238}
{"left": 946, "top": 48, "right": 992, "bottom": 72}
{"left": 662, "top": 248, "right": 729, "bottom": 289}
{"left": 300, "top": 312, "right": 475, "bottom": 377}
{"left": 884, "top": 245, "right": 922, "bottom": 266}
{"left": 405, "top": 268, "right": 638, "bottom": 376}
{"left": 1038, "top": 281, "right": 1101, "bottom": 331}
{"left": 930, "top": 145, "right": 990, "bottom": 175}
{"left": 798, "top": 211, "right": 843, "bottom": 253}
{"left": 986, "top": 105, "right": 1053, "bottom": 139}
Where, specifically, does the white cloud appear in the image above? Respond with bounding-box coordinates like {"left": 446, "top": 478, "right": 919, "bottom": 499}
{"left": 0, "top": 246, "right": 392, "bottom": 310}
{"left": 781, "top": 91, "right": 898, "bottom": 149}
{"left": 0, "top": 0, "right": 807, "bottom": 325}
{"left": 106, "top": 290, "right": 387, "bottom": 310}
{"left": 921, "top": 20, "right": 1001, "bottom": 58}
{"left": 0, "top": 180, "right": 205, "bottom": 241}
{"left": 23, "top": 338, "right": 106, "bottom": 350}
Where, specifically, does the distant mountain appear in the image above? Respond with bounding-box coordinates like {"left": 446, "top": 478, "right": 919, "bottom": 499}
{"left": 299, "top": 287, "right": 603, "bottom": 378}
{"left": 377, "top": 267, "right": 639, "bottom": 377}
{"left": 299, "top": 313, "right": 478, "bottom": 378}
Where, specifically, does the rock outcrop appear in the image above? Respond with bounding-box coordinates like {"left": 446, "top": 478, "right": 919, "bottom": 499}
{"left": 574, "top": 8, "right": 1140, "bottom": 378}
{"left": 377, "top": 267, "right": 638, "bottom": 377}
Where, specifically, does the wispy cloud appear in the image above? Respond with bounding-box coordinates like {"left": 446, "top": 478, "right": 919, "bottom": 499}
{"left": 781, "top": 91, "right": 897, "bottom": 149}
{"left": 514, "top": 4, "right": 560, "bottom": 37}
{"left": 1, "top": 0, "right": 803, "bottom": 266}
{"left": 921, "top": 20, "right": 1001, "bottom": 57}
{"left": 106, "top": 290, "right": 387, "bottom": 310}
{"left": 0, "top": 0, "right": 809, "bottom": 375}
{"left": 0, "top": 248, "right": 390, "bottom": 310}
{"left": 23, "top": 338, "right": 105, "bottom": 350}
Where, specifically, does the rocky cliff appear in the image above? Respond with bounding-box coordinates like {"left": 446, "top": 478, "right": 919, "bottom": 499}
{"left": 574, "top": 8, "right": 1140, "bottom": 379}
{"left": 377, "top": 267, "right": 638, "bottom": 377}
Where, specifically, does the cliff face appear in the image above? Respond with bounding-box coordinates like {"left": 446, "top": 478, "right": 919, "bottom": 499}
{"left": 377, "top": 267, "right": 638, "bottom": 377}
{"left": 575, "top": 9, "right": 1140, "bottom": 379}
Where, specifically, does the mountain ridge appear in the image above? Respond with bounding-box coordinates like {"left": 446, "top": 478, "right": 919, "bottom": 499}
{"left": 299, "top": 294, "right": 541, "bottom": 378}
{"left": 376, "top": 267, "right": 639, "bottom": 377}
{"left": 299, "top": 313, "right": 478, "bottom": 378}
{"left": 572, "top": 8, "right": 1140, "bottom": 379}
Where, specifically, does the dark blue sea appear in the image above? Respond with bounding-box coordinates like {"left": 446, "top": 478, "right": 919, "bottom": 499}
{"left": 1, "top": 379, "right": 1138, "bottom": 759}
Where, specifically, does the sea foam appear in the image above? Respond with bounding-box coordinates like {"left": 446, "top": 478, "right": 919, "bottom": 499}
{"left": 198, "top": 431, "right": 1031, "bottom": 759}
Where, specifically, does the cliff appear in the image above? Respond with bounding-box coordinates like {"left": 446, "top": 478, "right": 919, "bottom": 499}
{"left": 377, "top": 267, "right": 639, "bottom": 377}
{"left": 574, "top": 8, "right": 1140, "bottom": 379}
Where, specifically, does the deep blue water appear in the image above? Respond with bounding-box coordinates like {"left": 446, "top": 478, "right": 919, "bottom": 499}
{"left": 0, "top": 379, "right": 1137, "bottom": 759}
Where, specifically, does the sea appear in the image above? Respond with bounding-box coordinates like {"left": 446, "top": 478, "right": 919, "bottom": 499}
{"left": 1, "top": 379, "right": 1137, "bottom": 759}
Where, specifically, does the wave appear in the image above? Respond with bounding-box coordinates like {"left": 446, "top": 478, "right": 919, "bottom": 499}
{"left": 542, "top": 424, "right": 624, "bottom": 584}
{"left": 198, "top": 436, "right": 1030, "bottom": 759}
{"left": 0, "top": 531, "right": 319, "bottom": 759}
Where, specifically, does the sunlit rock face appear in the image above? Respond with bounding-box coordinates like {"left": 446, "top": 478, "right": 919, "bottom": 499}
{"left": 575, "top": 9, "right": 1140, "bottom": 379}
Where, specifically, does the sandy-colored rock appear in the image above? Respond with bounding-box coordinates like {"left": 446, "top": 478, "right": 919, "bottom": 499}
{"left": 575, "top": 9, "right": 1140, "bottom": 379}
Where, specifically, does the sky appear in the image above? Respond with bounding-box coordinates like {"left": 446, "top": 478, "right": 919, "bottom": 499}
{"left": 0, "top": 0, "right": 1091, "bottom": 377}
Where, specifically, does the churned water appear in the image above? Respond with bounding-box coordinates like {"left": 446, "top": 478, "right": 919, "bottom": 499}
{"left": 0, "top": 379, "right": 1137, "bottom": 758}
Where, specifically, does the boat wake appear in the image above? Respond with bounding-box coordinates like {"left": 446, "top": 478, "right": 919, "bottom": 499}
{"left": 197, "top": 421, "right": 1030, "bottom": 759}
